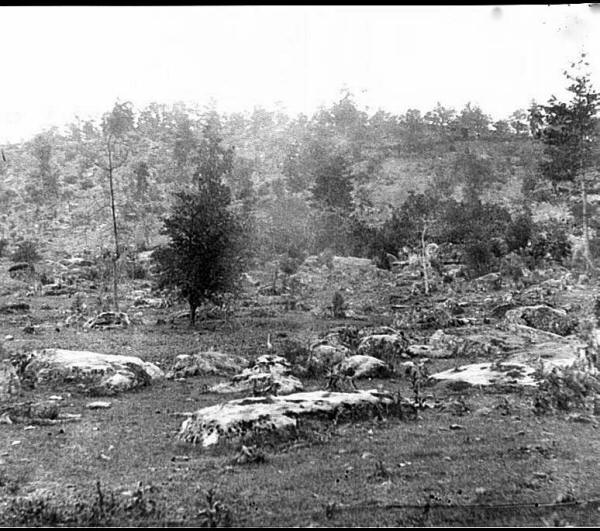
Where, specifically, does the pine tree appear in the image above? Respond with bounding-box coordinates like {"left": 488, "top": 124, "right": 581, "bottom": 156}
{"left": 153, "top": 120, "right": 246, "bottom": 324}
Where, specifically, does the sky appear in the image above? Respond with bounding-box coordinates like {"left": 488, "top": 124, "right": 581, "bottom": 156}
{"left": 0, "top": 4, "right": 600, "bottom": 143}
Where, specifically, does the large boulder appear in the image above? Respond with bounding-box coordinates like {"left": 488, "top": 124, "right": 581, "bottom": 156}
{"left": 166, "top": 351, "right": 249, "bottom": 379}
{"left": 428, "top": 329, "right": 509, "bottom": 359}
{"left": 474, "top": 272, "right": 502, "bottom": 291}
{"left": 504, "top": 305, "right": 576, "bottom": 336}
{"left": 337, "top": 355, "right": 392, "bottom": 379}
{"left": 307, "top": 343, "right": 350, "bottom": 374}
{"left": 210, "top": 355, "right": 303, "bottom": 395}
{"left": 178, "top": 389, "right": 405, "bottom": 448}
{"left": 20, "top": 348, "right": 164, "bottom": 394}
{"left": 357, "top": 333, "right": 409, "bottom": 361}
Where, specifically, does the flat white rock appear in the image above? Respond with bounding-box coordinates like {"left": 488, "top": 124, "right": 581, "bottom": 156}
{"left": 178, "top": 389, "right": 396, "bottom": 448}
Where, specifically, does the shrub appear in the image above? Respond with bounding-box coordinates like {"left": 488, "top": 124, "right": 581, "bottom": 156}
{"left": 0, "top": 238, "right": 8, "bottom": 257}
{"left": 533, "top": 366, "right": 600, "bottom": 415}
{"left": 463, "top": 240, "right": 497, "bottom": 278}
{"left": 505, "top": 211, "right": 533, "bottom": 252}
{"left": 11, "top": 240, "right": 41, "bottom": 264}
{"left": 528, "top": 221, "right": 571, "bottom": 265}
{"left": 332, "top": 291, "right": 346, "bottom": 318}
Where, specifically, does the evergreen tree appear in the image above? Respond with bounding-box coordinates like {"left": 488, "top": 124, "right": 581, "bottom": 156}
{"left": 154, "top": 124, "right": 245, "bottom": 325}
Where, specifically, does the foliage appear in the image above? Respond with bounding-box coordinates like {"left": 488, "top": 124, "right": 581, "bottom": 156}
{"left": 11, "top": 240, "right": 41, "bottom": 264}
{"left": 332, "top": 291, "right": 346, "bottom": 318}
{"left": 0, "top": 481, "right": 163, "bottom": 527}
{"left": 197, "top": 488, "right": 232, "bottom": 528}
{"left": 505, "top": 211, "right": 533, "bottom": 252}
{"left": 311, "top": 153, "right": 354, "bottom": 211}
{"left": 528, "top": 220, "right": 571, "bottom": 264}
{"left": 534, "top": 366, "right": 600, "bottom": 415}
{"left": 153, "top": 127, "right": 246, "bottom": 324}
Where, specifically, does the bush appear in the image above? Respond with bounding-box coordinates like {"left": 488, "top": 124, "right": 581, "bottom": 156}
{"left": 534, "top": 366, "right": 600, "bottom": 415}
{"left": 11, "top": 240, "right": 41, "bottom": 264}
{"left": 0, "top": 238, "right": 8, "bottom": 257}
{"left": 332, "top": 291, "right": 346, "bottom": 318}
{"left": 463, "top": 240, "right": 497, "bottom": 278}
{"left": 528, "top": 221, "right": 571, "bottom": 265}
{"left": 505, "top": 211, "right": 533, "bottom": 252}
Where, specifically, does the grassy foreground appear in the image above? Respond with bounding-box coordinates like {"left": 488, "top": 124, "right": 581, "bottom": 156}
{"left": 0, "top": 291, "right": 600, "bottom": 527}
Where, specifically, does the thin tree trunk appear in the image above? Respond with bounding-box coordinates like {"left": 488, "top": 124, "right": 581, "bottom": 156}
{"left": 581, "top": 179, "right": 594, "bottom": 272}
{"left": 421, "top": 223, "right": 429, "bottom": 295}
{"left": 107, "top": 140, "right": 120, "bottom": 312}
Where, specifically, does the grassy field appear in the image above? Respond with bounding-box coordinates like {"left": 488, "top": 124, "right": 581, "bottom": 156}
{"left": 1, "top": 269, "right": 600, "bottom": 527}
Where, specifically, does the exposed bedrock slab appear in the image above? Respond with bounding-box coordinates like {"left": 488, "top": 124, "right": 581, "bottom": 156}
{"left": 21, "top": 348, "right": 164, "bottom": 394}
{"left": 504, "top": 305, "right": 577, "bottom": 336}
{"left": 178, "top": 389, "right": 406, "bottom": 448}
{"left": 431, "top": 338, "right": 587, "bottom": 388}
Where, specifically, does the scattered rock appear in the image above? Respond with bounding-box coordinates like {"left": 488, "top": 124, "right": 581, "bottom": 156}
{"left": 210, "top": 355, "right": 303, "bottom": 396}
{"left": 42, "top": 283, "right": 77, "bottom": 296}
{"left": 504, "top": 305, "right": 576, "bottom": 336}
{"left": 86, "top": 401, "right": 112, "bottom": 409}
{"left": 178, "top": 389, "right": 406, "bottom": 448}
{"left": 84, "top": 312, "right": 131, "bottom": 330}
{"left": 20, "top": 348, "right": 164, "bottom": 394}
{"left": 166, "top": 351, "right": 249, "bottom": 379}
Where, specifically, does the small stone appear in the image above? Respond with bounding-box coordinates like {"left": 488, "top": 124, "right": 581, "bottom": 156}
{"left": 11, "top": 440, "right": 21, "bottom": 446}
{"left": 361, "top": 452, "right": 374, "bottom": 459}
{"left": 86, "top": 401, "right": 112, "bottom": 410}
{"left": 450, "top": 424, "right": 465, "bottom": 430}
{"left": 4, "top": 335, "right": 14, "bottom": 341}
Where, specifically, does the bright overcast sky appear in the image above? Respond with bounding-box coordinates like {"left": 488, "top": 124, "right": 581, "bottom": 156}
{"left": 0, "top": 4, "right": 599, "bottom": 143}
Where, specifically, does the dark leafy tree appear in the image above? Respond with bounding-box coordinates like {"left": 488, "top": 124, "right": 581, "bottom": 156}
{"left": 154, "top": 127, "right": 245, "bottom": 325}
{"left": 311, "top": 153, "right": 354, "bottom": 211}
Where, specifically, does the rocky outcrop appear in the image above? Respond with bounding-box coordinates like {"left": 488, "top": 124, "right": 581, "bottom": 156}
{"left": 504, "top": 305, "right": 576, "bottom": 336}
{"left": 178, "top": 389, "right": 406, "bottom": 448}
{"left": 20, "top": 348, "right": 164, "bottom": 394}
